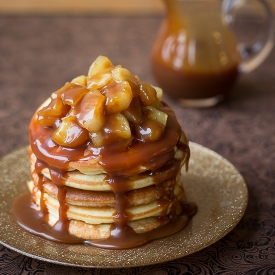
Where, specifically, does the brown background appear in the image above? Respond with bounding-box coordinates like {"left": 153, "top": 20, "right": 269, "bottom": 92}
{"left": 0, "top": 2, "right": 275, "bottom": 274}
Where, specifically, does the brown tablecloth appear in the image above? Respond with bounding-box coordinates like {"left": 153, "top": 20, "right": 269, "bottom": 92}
{"left": 0, "top": 15, "right": 275, "bottom": 274}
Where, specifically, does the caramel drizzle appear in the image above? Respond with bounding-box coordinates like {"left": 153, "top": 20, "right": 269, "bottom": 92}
{"left": 27, "top": 105, "right": 192, "bottom": 247}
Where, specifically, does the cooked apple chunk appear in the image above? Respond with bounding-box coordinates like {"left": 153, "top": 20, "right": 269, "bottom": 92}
{"left": 111, "top": 67, "right": 139, "bottom": 94}
{"left": 52, "top": 115, "right": 89, "bottom": 147}
{"left": 145, "top": 106, "right": 168, "bottom": 128}
{"left": 103, "top": 81, "right": 132, "bottom": 114}
{"left": 76, "top": 90, "right": 106, "bottom": 132}
{"left": 88, "top": 55, "right": 114, "bottom": 77}
{"left": 71, "top": 75, "right": 87, "bottom": 86}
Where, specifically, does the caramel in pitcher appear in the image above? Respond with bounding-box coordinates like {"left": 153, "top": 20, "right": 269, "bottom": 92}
{"left": 151, "top": 0, "right": 240, "bottom": 106}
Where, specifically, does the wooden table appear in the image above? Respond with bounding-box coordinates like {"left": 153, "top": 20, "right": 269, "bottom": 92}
{"left": 0, "top": 15, "right": 275, "bottom": 274}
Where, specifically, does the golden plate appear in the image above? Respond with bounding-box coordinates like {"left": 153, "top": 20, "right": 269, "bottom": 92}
{"left": 0, "top": 142, "right": 248, "bottom": 268}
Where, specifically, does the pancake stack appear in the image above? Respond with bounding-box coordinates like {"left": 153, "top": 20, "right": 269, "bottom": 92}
{"left": 25, "top": 56, "right": 192, "bottom": 248}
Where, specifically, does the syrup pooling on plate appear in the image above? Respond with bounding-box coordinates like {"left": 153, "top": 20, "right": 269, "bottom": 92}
{"left": 14, "top": 55, "right": 196, "bottom": 248}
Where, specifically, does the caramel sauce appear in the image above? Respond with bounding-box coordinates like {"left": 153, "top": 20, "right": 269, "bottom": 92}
{"left": 13, "top": 65, "right": 197, "bottom": 249}
{"left": 13, "top": 193, "right": 81, "bottom": 243}
{"left": 151, "top": 60, "right": 238, "bottom": 99}
{"left": 151, "top": 6, "right": 240, "bottom": 100}
{"left": 13, "top": 105, "right": 196, "bottom": 248}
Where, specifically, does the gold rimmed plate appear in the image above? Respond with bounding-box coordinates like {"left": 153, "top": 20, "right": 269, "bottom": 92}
{"left": 0, "top": 142, "right": 248, "bottom": 268}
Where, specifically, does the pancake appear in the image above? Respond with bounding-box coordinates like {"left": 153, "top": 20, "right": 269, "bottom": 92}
{"left": 35, "top": 192, "right": 179, "bottom": 224}
{"left": 56, "top": 217, "right": 172, "bottom": 240}
{"left": 28, "top": 177, "right": 185, "bottom": 208}
{"left": 29, "top": 141, "right": 187, "bottom": 191}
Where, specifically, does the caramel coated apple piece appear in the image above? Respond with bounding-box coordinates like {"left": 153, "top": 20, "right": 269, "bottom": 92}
{"left": 37, "top": 97, "right": 70, "bottom": 126}
{"left": 123, "top": 96, "right": 142, "bottom": 124}
{"left": 76, "top": 90, "right": 106, "bottom": 132}
{"left": 71, "top": 75, "right": 87, "bottom": 86}
{"left": 38, "top": 97, "right": 66, "bottom": 117}
{"left": 145, "top": 106, "right": 168, "bottom": 127}
{"left": 90, "top": 113, "right": 132, "bottom": 147}
{"left": 135, "top": 106, "right": 168, "bottom": 142}
{"left": 153, "top": 86, "right": 163, "bottom": 101}
{"left": 139, "top": 82, "right": 157, "bottom": 106}
{"left": 111, "top": 67, "right": 139, "bottom": 95}
{"left": 135, "top": 119, "right": 164, "bottom": 142}
{"left": 88, "top": 55, "right": 114, "bottom": 77}
{"left": 87, "top": 69, "right": 113, "bottom": 90}
{"left": 61, "top": 85, "right": 89, "bottom": 107}
{"left": 52, "top": 115, "right": 89, "bottom": 147}
{"left": 89, "top": 131, "right": 104, "bottom": 147}
{"left": 37, "top": 116, "right": 59, "bottom": 127}
{"left": 106, "top": 113, "right": 131, "bottom": 139}
{"left": 103, "top": 81, "right": 133, "bottom": 114}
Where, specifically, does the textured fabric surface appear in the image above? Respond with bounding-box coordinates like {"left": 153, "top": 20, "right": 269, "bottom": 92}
{"left": 0, "top": 15, "right": 275, "bottom": 274}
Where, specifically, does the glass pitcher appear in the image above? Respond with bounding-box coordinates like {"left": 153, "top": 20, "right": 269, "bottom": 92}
{"left": 151, "top": 0, "right": 274, "bottom": 107}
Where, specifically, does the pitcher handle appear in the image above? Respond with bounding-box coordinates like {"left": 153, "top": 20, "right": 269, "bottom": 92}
{"left": 222, "top": 0, "right": 274, "bottom": 73}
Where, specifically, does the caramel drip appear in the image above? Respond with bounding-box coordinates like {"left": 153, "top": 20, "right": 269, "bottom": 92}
{"left": 33, "top": 160, "right": 48, "bottom": 220}
{"left": 13, "top": 193, "right": 81, "bottom": 243}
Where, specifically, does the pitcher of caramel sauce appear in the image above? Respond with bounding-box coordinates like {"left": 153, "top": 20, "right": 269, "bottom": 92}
{"left": 151, "top": 0, "right": 274, "bottom": 107}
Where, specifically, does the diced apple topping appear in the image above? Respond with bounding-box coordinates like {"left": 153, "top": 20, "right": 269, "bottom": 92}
{"left": 103, "top": 81, "right": 132, "bottom": 114}
{"left": 111, "top": 67, "right": 139, "bottom": 94}
{"left": 139, "top": 82, "right": 157, "bottom": 106}
{"left": 88, "top": 55, "right": 114, "bottom": 77}
{"left": 89, "top": 113, "right": 132, "bottom": 147}
{"left": 52, "top": 115, "right": 89, "bottom": 148}
{"left": 76, "top": 90, "right": 106, "bottom": 132}
{"left": 144, "top": 106, "right": 168, "bottom": 127}
{"left": 105, "top": 113, "right": 131, "bottom": 139}
{"left": 153, "top": 86, "right": 163, "bottom": 101}
{"left": 71, "top": 75, "right": 87, "bottom": 86}
{"left": 135, "top": 107, "right": 167, "bottom": 142}
{"left": 87, "top": 70, "right": 112, "bottom": 90}
{"left": 37, "top": 55, "right": 168, "bottom": 149}
{"left": 38, "top": 97, "right": 65, "bottom": 117}
{"left": 37, "top": 97, "right": 70, "bottom": 127}
{"left": 61, "top": 85, "right": 89, "bottom": 106}
{"left": 135, "top": 119, "right": 164, "bottom": 142}
{"left": 123, "top": 96, "right": 142, "bottom": 124}
{"left": 89, "top": 131, "right": 104, "bottom": 148}
{"left": 37, "top": 115, "right": 59, "bottom": 127}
